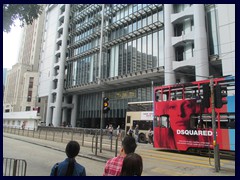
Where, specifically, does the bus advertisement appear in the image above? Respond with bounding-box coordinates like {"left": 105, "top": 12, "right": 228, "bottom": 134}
{"left": 153, "top": 76, "right": 235, "bottom": 153}
{"left": 125, "top": 101, "right": 153, "bottom": 143}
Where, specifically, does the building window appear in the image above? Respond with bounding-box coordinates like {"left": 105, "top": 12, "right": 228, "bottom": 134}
{"left": 206, "top": 5, "right": 219, "bottom": 56}
{"left": 27, "top": 91, "right": 32, "bottom": 102}
{"left": 29, "top": 77, "right": 34, "bottom": 88}
{"left": 26, "top": 106, "right": 31, "bottom": 111}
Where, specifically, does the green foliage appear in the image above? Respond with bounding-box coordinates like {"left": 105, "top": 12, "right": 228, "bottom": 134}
{"left": 3, "top": 4, "right": 43, "bottom": 33}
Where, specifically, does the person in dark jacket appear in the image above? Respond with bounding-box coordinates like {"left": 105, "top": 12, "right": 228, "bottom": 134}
{"left": 50, "top": 141, "right": 86, "bottom": 176}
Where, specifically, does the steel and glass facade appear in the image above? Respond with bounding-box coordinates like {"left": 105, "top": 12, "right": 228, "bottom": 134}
{"left": 42, "top": 4, "right": 235, "bottom": 128}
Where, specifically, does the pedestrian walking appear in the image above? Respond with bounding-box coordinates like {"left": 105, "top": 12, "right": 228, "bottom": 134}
{"left": 134, "top": 124, "right": 139, "bottom": 143}
{"left": 147, "top": 128, "right": 153, "bottom": 144}
{"left": 127, "top": 126, "right": 134, "bottom": 137}
{"left": 108, "top": 124, "right": 113, "bottom": 140}
{"left": 50, "top": 141, "right": 86, "bottom": 176}
{"left": 103, "top": 136, "right": 137, "bottom": 176}
{"left": 116, "top": 125, "right": 121, "bottom": 140}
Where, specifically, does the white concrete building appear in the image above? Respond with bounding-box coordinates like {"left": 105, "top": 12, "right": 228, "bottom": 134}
{"left": 37, "top": 4, "right": 235, "bottom": 128}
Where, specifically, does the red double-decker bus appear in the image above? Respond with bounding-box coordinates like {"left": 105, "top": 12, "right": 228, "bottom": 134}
{"left": 153, "top": 76, "right": 235, "bottom": 153}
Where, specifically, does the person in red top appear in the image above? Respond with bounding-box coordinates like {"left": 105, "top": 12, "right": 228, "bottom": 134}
{"left": 103, "top": 136, "right": 137, "bottom": 176}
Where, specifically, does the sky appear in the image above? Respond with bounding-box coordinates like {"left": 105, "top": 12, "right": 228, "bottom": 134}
{"left": 3, "top": 20, "right": 23, "bottom": 70}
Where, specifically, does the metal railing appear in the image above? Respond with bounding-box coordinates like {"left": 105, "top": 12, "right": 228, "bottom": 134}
{"left": 3, "top": 157, "right": 27, "bottom": 176}
{"left": 3, "top": 126, "right": 124, "bottom": 158}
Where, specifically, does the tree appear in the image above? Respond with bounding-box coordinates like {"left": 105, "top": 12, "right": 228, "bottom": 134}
{"left": 3, "top": 4, "right": 43, "bottom": 33}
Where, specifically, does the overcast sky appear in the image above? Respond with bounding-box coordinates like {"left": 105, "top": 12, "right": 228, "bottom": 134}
{"left": 3, "top": 20, "right": 23, "bottom": 70}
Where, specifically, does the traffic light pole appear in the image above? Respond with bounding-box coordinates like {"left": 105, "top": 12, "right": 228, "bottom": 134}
{"left": 210, "top": 76, "right": 220, "bottom": 172}
{"left": 100, "top": 91, "right": 104, "bottom": 153}
{"left": 99, "top": 4, "right": 105, "bottom": 153}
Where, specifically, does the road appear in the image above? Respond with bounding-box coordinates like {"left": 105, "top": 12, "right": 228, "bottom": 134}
{"left": 3, "top": 133, "right": 235, "bottom": 176}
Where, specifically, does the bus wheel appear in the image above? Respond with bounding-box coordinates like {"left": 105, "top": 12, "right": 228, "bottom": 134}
{"left": 139, "top": 133, "right": 146, "bottom": 143}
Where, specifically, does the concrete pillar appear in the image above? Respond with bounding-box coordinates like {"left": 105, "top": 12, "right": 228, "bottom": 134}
{"left": 164, "top": 4, "right": 176, "bottom": 85}
{"left": 193, "top": 4, "right": 209, "bottom": 80}
{"left": 70, "top": 95, "right": 78, "bottom": 127}
{"left": 52, "top": 4, "right": 71, "bottom": 126}
{"left": 62, "top": 108, "right": 68, "bottom": 125}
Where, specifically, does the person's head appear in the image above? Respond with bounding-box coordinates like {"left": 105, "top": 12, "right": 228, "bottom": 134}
{"left": 120, "top": 153, "right": 143, "bottom": 176}
{"left": 168, "top": 99, "right": 196, "bottom": 131}
{"left": 121, "top": 136, "right": 137, "bottom": 155}
{"left": 65, "top": 141, "right": 80, "bottom": 158}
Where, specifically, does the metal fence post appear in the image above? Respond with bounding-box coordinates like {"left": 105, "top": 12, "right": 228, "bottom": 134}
{"left": 82, "top": 129, "right": 85, "bottom": 146}
{"left": 53, "top": 129, "right": 55, "bottom": 141}
{"left": 71, "top": 129, "right": 74, "bottom": 140}
{"left": 115, "top": 138, "right": 118, "bottom": 157}
{"left": 92, "top": 134, "right": 95, "bottom": 153}
{"left": 95, "top": 134, "right": 98, "bottom": 156}
{"left": 12, "top": 159, "right": 17, "bottom": 176}
{"left": 110, "top": 137, "right": 113, "bottom": 151}
{"left": 61, "top": 129, "right": 64, "bottom": 142}
{"left": 45, "top": 129, "right": 48, "bottom": 140}
{"left": 38, "top": 129, "right": 41, "bottom": 138}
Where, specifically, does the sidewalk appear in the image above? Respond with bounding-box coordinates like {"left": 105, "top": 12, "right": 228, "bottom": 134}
{"left": 3, "top": 132, "right": 116, "bottom": 163}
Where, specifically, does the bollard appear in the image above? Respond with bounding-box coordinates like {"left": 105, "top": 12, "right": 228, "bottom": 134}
{"left": 38, "top": 129, "right": 41, "bottom": 138}
{"left": 33, "top": 129, "right": 35, "bottom": 138}
{"left": 115, "top": 138, "right": 118, "bottom": 157}
{"left": 14, "top": 127, "right": 16, "bottom": 134}
{"left": 27, "top": 128, "right": 29, "bottom": 137}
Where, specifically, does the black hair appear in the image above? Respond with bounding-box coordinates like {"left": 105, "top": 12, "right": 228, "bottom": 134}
{"left": 122, "top": 136, "right": 137, "bottom": 154}
{"left": 120, "top": 153, "right": 143, "bottom": 176}
{"left": 65, "top": 141, "right": 80, "bottom": 176}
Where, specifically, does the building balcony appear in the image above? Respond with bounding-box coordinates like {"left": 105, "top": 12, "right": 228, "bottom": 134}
{"left": 172, "top": 30, "right": 194, "bottom": 47}
{"left": 55, "top": 49, "right": 61, "bottom": 57}
{"left": 56, "top": 36, "right": 63, "bottom": 45}
{"left": 171, "top": 6, "right": 194, "bottom": 24}
{"left": 172, "top": 56, "right": 195, "bottom": 71}
{"left": 59, "top": 13, "right": 65, "bottom": 22}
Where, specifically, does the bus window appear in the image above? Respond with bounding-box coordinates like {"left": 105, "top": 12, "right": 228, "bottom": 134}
{"left": 160, "top": 115, "right": 169, "bottom": 128}
{"left": 220, "top": 113, "right": 235, "bottom": 129}
{"left": 190, "top": 115, "right": 198, "bottom": 128}
{"left": 127, "top": 116, "right": 131, "bottom": 123}
{"left": 170, "top": 88, "right": 183, "bottom": 100}
{"left": 154, "top": 116, "right": 160, "bottom": 127}
{"left": 133, "top": 120, "right": 152, "bottom": 130}
{"left": 155, "top": 90, "right": 161, "bottom": 101}
{"left": 155, "top": 90, "right": 169, "bottom": 102}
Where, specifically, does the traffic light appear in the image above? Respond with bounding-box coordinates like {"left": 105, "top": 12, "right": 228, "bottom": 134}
{"left": 103, "top": 97, "right": 110, "bottom": 113}
{"left": 214, "top": 84, "right": 227, "bottom": 108}
{"left": 202, "top": 83, "right": 210, "bottom": 108}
